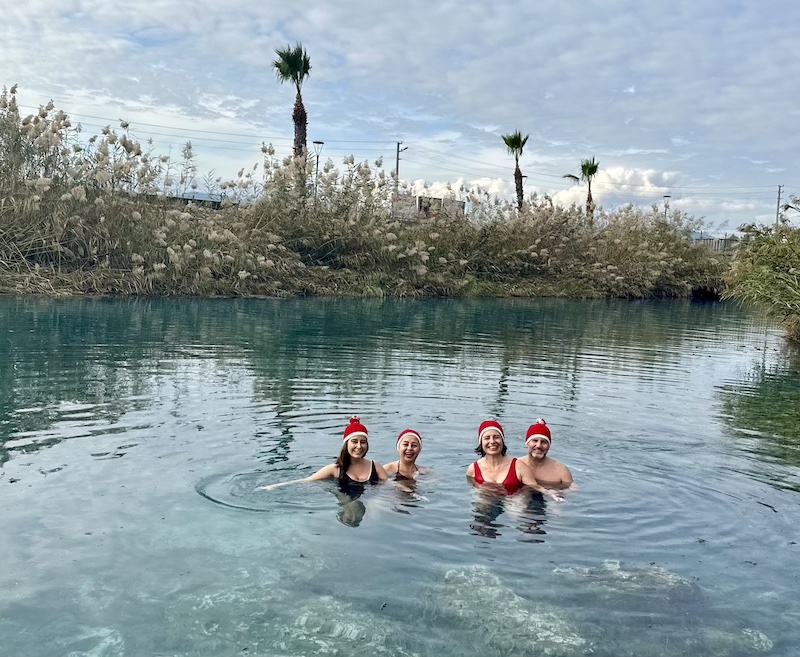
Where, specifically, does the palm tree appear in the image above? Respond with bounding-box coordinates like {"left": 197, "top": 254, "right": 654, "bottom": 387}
{"left": 563, "top": 157, "right": 600, "bottom": 226}
{"left": 502, "top": 131, "right": 529, "bottom": 211}
{"left": 273, "top": 43, "right": 312, "bottom": 157}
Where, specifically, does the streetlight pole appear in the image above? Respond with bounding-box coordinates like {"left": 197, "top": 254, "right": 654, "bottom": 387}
{"left": 663, "top": 194, "right": 671, "bottom": 220}
{"left": 394, "top": 141, "right": 408, "bottom": 197}
{"left": 312, "top": 140, "right": 324, "bottom": 207}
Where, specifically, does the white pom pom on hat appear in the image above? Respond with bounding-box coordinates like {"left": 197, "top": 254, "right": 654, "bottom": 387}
{"left": 526, "top": 418, "right": 552, "bottom": 444}
{"left": 343, "top": 415, "right": 368, "bottom": 442}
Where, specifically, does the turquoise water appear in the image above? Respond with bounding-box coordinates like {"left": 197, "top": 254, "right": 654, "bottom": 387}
{"left": 1, "top": 297, "right": 799, "bottom": 657}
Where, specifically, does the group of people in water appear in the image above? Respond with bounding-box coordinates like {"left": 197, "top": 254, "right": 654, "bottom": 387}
{"left": 258, "top": 415, "right": 573, "bottom": 502}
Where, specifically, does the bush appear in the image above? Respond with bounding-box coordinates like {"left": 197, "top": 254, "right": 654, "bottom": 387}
{"left": 724, "top": 221, "right": 800, "bottom": 341}
{"left": 1, "top": 85, "right": 726, "bottom": 300}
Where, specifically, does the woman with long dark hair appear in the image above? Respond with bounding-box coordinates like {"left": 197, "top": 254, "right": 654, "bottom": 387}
{"left": 258, "top": 416, "right": 388, "bottom": 491}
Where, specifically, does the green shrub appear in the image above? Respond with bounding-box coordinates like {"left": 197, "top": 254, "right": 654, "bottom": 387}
{"left": 724, "top": 222, "right": 800, "bottom": 341}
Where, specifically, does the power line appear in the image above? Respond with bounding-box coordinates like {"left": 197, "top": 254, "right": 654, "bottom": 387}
{"left": 411, "top": 144, "right": 778, "bottom": 192}
{"left": 404, "top": 157, "right": 776, "bottom": 199}
{"left": 18, "top": 104, "right": 396, "bottom": 145}
{"left": 16, "top": 104, "right": 785, "bottom": 201}
{"left": 404, "top": 155, "right": 505, "bottom": 180}
{"left": 414, "top": 145, "right": 567, "bottom": 182}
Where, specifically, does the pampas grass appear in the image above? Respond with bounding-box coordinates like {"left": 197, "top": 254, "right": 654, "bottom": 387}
{"left": 724, "top": 221, "right": 800, "bottom": 341}
{"left": 1, "top": 85, "right": 727, "bottom": 300}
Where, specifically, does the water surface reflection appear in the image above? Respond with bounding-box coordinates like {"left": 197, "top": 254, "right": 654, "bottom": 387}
{"left": 1, "top": 296, "right": 799, "bottom": 656}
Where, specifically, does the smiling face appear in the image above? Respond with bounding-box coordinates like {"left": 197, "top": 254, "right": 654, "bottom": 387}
{"left": 346, "top": 436, "right": 368, "bottom": 459}
{"left": 480, "top": 429, "right": 505, "bottom": 456}
{"left": 397, "top": 436, "right": 421, "bottom": 463}
{"left": 526, "top": 436, "right": 551, "bottom": 460}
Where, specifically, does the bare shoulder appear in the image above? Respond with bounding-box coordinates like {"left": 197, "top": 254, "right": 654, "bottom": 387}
{"left": 515, "top": 458, "right": 535, "bottom": 475}
{"left": 466, "top": 461, "right": 476, "bottom": 477}
{"left": 384, "top": 461, "right": 399, "bottom": 474}
{"left": 312, "top": 463, "right": 339, "bottom": 479}
{"left": 373, "top": 461, "right": 389, "bottom": 480}
{"left": 550, "top": 458, "right": 573, "bottom": 484}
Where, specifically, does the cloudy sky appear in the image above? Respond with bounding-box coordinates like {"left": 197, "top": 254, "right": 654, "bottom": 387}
{"left": 4, "top": 0, "right": 798, "bottom": 230}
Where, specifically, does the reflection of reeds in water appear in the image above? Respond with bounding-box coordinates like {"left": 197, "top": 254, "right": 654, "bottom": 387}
{"left": 721, "top": 358, "right": 800, "bottom": 491}
{"left": 2, "top": 295, "right": 765, "bottom": 468}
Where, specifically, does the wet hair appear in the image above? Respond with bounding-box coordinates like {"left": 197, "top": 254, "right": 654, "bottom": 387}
{"left": 474, "top": 437, "right": 508, "bottom": 457}
{"left": 336, "top": 437, "right": 369, "bottom": 478}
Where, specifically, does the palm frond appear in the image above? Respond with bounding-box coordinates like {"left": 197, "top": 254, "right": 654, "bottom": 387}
{"left": 272, "top": 42, "right": 312, "bottom": 90}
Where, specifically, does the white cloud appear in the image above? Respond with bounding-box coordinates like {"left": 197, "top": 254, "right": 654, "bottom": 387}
{"left": 2, "top": 0, "right": 797, "bottom": 227}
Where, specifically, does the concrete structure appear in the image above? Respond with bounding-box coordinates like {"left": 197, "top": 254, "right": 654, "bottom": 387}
{"left": 393, "top": 194, "right": 465, "bottom": 220}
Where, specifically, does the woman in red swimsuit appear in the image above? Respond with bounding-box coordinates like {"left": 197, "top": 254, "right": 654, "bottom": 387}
{"left": 466, "top": 419, "right": 560, "bottom": 500}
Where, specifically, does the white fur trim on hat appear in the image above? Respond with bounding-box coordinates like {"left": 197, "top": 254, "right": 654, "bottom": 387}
{"left": 525, "top": 418, "right": 552, "bottom": 444}
{"left": 396, "top": 429, "right": 422, "bottom": 448}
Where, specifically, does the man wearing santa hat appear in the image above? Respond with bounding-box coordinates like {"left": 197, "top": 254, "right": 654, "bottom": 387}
{"left": 521, "top": 419, "right": 574, "bottom": 488}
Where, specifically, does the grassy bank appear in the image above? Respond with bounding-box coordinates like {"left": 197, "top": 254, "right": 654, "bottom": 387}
{"left": 1, "top": 85, "right": 726, "bottom": 300}
{"left": 724, "top": 221, "right": 800, "bottom": 341}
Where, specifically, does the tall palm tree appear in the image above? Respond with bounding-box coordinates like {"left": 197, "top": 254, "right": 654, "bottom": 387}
{"left": 563, "top": 157, "right": 600, "bottom": 226}
{"left": 502, "top": 131, "right": 529, "bottom": 211}
{"left": 273, "top": 42, "right": 312, "bottom": 157}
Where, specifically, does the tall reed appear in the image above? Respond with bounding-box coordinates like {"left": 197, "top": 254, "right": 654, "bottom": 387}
{"left": 724, "top": 221, "right": 800, "bottom": 341}
{"left": 1, "top": 85, "right": 726, "bottom": 300}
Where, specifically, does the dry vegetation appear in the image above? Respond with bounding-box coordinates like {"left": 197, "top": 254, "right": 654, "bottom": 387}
{"left": 724, "top": 220, "right": 800, "bottom": 341}
{"left": 1, "top": 85, "right": 728, "bottom": 300}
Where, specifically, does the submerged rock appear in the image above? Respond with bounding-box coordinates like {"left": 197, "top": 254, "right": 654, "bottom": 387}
{"left": 554, "top": 560, "right": 702, "bottom": 602}
{"left": 702, "top": 627, "right": 773, "bottom": 655}
{"left": 164, "top": 585, "right": 420, "bottom": 657}
{"left": 553, "top": 560, "right": 774, "bottom": 656}
{"left": 425, "top": 565, "right": 589, "bottom": 656}
{"left": 272, "top": 595, "right": 418, "bottom": 657}
{"left": 63, "top": 627, "right": 125, "bottom": 657}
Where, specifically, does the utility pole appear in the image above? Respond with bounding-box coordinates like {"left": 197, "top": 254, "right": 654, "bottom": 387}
{"left": 395, "top": 141, "right": 408, "bottom": 197}
{"left": 776, "top": 184, "right": 783, "bottom": 226}
{"left": 312, "top": 141, "right": 324, "bottom": 208}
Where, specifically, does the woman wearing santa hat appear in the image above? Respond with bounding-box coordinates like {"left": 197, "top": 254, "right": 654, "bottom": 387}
{"left": 384, "top": 428, "right": 427, "bottom": 480}
{"left": 258, "top": 416, "right": 389, "bottom": 491}
{"left": 467, "top": 419, "right": 562, "bottom": 501}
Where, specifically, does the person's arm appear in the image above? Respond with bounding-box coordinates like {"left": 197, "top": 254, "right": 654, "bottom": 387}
{"left": 465, "top": 462, "right": 479, "bottom": 487}
{"left": 561, "top": 465, "right": 575, "bottom": 488}
{"left": 374, "top": 461, "right": 390, "bottom": 481}
{"left": 516, "top": 461, "right": 563, "bottom": 502}
{"left": 257, "top": 463, "right": 338, "bottom": 490}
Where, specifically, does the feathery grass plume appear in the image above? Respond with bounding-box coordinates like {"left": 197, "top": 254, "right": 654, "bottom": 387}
{"left": 2, "top": 87, "right": 729, "bottom": 300}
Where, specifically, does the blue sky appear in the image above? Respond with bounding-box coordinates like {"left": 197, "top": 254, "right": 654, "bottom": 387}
{"left": 3, "top": 0, "right": 798, "bottom": 230}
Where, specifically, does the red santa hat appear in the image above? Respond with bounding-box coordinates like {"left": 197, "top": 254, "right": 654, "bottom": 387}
{"left": 396, "top": 428, "right": 422, "bottom": 448}
{"left": 343, "top": 415, "right": 368, "bottom": 442}
{"left": 478, "top": 419, "right": 505, "bottom": 440}
{"left": 526, "top": 418, "right": 552, "bottom": 445}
